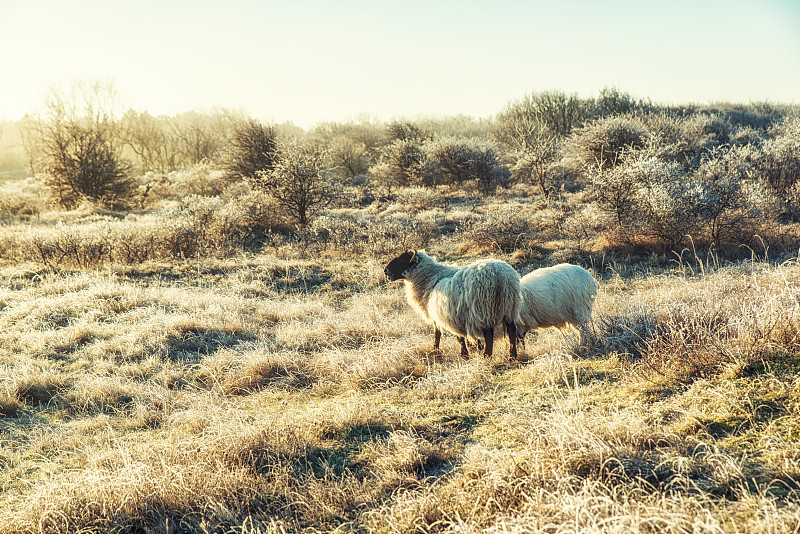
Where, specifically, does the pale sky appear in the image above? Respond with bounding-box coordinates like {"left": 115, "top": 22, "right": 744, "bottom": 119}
{"left": 1, "top": 0, "right": 798, "bottom": 128}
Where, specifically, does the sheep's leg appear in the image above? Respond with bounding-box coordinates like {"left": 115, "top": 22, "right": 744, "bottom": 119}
{"left": 506, "top": 320, "right": 518, "bottom": 360}
{"left": 482, "top": 327, "right": 494, "bottom": 357}
{"left": 458, "top": 337, "right": 469, "bottom": 358}
{"left": 433, "top": 328, "right": 442, "bottom": 351}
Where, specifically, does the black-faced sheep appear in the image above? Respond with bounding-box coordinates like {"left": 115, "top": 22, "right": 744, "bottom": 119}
{"left": 517, "top": 263, "right": 597, "bottom": 344}
{"left": 384, "top": 250, "right": 521, "bottom": 359}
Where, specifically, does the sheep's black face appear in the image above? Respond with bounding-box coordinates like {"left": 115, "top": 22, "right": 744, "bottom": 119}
{"left": 384, "top": 250, "right": 417, "bottom": 281}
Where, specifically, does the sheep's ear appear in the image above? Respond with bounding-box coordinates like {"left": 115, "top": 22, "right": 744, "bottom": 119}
{"left": 409, "top": 250, "right": 418, "bottom": 265}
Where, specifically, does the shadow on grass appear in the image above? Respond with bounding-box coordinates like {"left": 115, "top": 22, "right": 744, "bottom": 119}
{"left": 165, "top": 325, "right": 257, "bottom": 361}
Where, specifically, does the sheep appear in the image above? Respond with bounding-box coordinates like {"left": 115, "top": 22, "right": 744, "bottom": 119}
{"left": 517, "top": 263, "right": 597, "bottom": 345}
{"left": 384, "top": 250, "right": 521, "bottom": 359}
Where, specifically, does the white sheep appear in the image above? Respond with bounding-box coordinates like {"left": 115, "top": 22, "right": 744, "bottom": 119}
{"left": 517, "top": 263, "right": 597, "bottom": 344}
{"left": 384, "top": 250, "right": 521, "bottom": 359}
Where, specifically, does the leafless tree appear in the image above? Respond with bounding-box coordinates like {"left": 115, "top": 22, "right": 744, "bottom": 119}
{"left": 168, "top": 111, "right": 230, "bottom": 166}
{"left": 120, "top": 110, "right": 177, "bottom": 172}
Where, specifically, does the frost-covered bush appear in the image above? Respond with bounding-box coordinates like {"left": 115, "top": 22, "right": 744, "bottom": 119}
{"left": 638, "top": 113, "right": 759, "bottom": 170}
{"left": 730, "top": 126, "right": 765, "bottom": 147}
{"left": 168, "top": 195, "right": 254, "bottom": 255}
{"left": 590, "top": 156, "right": 677, "bottom": 229}
{"left": 166, "top": 163, "right": 232, "bottom": 197}
{"left": 683, "top": 114, "right": 732, "bottom": 147}
{"left": 229, "top": 189, "right": 289, "bottom": 233}
{"left": 461, "top": 204, "right": 543, "bottom": 254}
{"left": 269, "top": 143, "right": 333, "bottom": 228}
{"left": 592, "top": 150, "right": 767, "bottom": 251}
{"left": 566, "top": 116, "right": 651, "bottom": 170}
{"left": 759, "top": 117, "right": 800, "bottom": 221}
{"left": 626, "top": 167, "right": 708, "bottom": 249}
{"left": 392, "top": 187, "right": 449, "bottom": 211}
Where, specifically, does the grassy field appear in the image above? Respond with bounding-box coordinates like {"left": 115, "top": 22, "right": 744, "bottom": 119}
{"left": 1, "top": 244, "right": 800, "bottom": 532}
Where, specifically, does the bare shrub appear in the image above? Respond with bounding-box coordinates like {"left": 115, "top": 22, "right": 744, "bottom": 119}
{"left": 325, "top": 136, "right": 372, "bottom": 180}
{"left": 312, "top": 120, "right": 384, "bottom": 180}
{"left": 270, "top": 143, "right": 334, "bottom": 228}
{"left": 375, "top": 119, "right": 506, "bottom": 196}
{"left": 593, "top": 86, "right": 649, "bottom": 117}
{"left": 386, "top": 120, "right": 431, "bottom": 143}
{"left": 39, "top": 121, "right": 134, "bottom": 210}
{"left": 497, "top": 90, "right": 590, "bottom": 141}
{"left": 22, "top": 82, "right": 135, "bottom": 210}
{"left": 222, "top": 119, "right": 279, "bottom": 187}
{"left": 423, "top": 137, "right": 509, "bottom": 194}
{"left": 370, "top": 138, "right": 426, "bottom": 191}
{"left": 120, "top": 110, "right": 177, "bottom": 173}
{"left": 310, "top": 214, "right": 435, "bottom": 258}
{"left": 509, "top": 133, "right": 559, "bottom": 198}
{"left": 167, "top": 110, "right": 230, "bottom": 167}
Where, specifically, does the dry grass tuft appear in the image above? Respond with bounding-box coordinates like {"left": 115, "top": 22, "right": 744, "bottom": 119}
{"left": 13, "top": 371, "right": 73, "bottom": 408}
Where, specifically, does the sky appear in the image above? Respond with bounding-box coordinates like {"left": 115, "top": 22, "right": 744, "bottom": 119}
{"left": 1, "top": 0, "right": 799, "bottom": 128}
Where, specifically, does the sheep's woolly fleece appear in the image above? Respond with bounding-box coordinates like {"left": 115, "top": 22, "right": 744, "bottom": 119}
{"left": 389, "top": 250, "right": 521, "bottom": 341}
{"left": 517, "top": 263, "right": 597, "bottom": 336}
